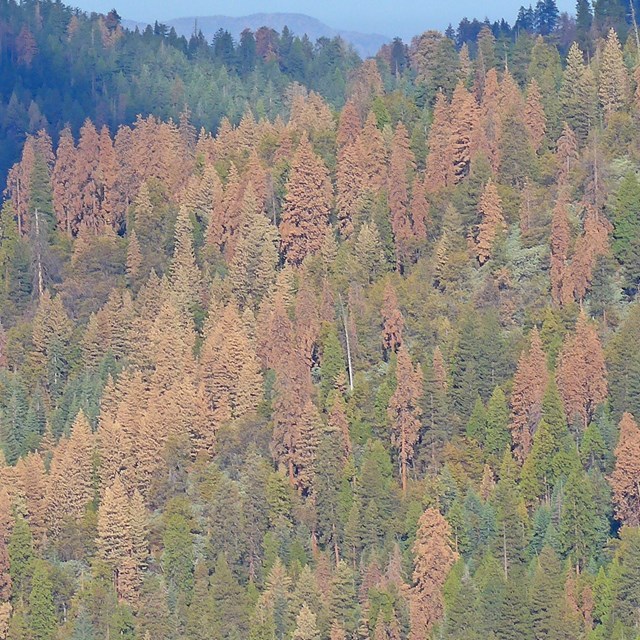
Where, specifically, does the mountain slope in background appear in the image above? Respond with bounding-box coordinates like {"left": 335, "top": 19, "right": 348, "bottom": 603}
{"left": 123, "top": 12, "right": 390, "bottom": 57}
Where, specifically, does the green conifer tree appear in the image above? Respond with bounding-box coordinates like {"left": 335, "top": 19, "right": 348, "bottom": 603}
{"left": 329, "top": 561, "right": 358, "bottom": 634}
{"left": 210, "top": 554, "right": 250, "bottom": 640}
{"left": 162, "top": 504, "right": 194, "bottom": 594}
{"left": 28, "top": 560, "right": 56, "bottom": 640}
{"left": 8, "top": 515, "right": 34, "bottom": 602}
{"left": 485, "top": 387, "right": 510, "bottom": 457}
{"left": 466, "top": 396, "right": 487, "bottom": 443}
{"left": 529, "top": 546, "right": 565, "bottom": 639}
{"left": 612, "top": 525, "right": 640, "bottom": 633}
{"left": 559, "top": 465, "right": 604, "bottom": 572}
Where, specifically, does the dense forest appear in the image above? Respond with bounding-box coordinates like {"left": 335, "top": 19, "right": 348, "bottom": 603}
{"left": 4, "top": 0, "right": 640, "bottom": 638}
{"left": 0, "top": 0, "right": 363, "bottom": 187}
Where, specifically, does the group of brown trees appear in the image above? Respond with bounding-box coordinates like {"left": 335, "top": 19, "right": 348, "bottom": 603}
{"left": 4, "top": 9, "right": 640, "bottom": 640}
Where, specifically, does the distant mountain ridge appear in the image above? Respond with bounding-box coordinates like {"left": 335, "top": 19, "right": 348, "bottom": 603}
{"left": 123, "top": 12, "right": 390, "bottom": 58}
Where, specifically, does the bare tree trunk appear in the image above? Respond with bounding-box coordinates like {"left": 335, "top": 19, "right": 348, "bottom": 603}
{"left": 34, "top": 208, "right": 44, "bottom": 298}
{"left": 338, "top": 294, "right": 354, "bottom": 391}
{"left": 503, "top": 524, "right": 508, "bottom": 580}
{"left": 16, "top": 177, "right": 22, "bottom": 236}
{"left": 631, "top": 0, "right": 640, "bottom": 62}
{"left": 593, "top": 134, "right": 599, "bottom": 209}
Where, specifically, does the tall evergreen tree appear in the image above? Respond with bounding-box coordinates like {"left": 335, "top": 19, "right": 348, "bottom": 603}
{"left": 280, "top": 134, "right": 333, "bottom": 265}
{"left": 410, "top": 508, "right": 458, "bottom": 638}
{"left": 610, "top": 412, "right": 640, "bottom": 525}
{"left": 28, "top": 560, "right": 56, "bottom": 640}
{"left": 388, "top": 345, "right": 424, "bottom": 494}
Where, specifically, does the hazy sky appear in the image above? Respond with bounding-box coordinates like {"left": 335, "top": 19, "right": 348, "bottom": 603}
{"left": 72, "top": 0, "right": 576, "bottom": 39}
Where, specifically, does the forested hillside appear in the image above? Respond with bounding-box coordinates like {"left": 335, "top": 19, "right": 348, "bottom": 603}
{"left": 3, "top": 0, "right": 640, "bottom": 639}
{"left": 0, "top": 0, "right": 359, "bottom": 186}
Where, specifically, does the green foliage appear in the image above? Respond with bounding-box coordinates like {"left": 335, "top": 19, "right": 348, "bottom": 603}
{"left": 610, "top": 172, "right": 640, "bottom": 296}
{"left": 529, "top": 546, "right": 565, "bottom": 639}
{"left": 474, "top": 554, "right": 506, "bottom": 636}
{"left": 359, "top": 440, "right": 397, "bottom": 541}
{"left": 612, "top": 526, "right": 640, "bottom": 634}
{"left": 108, "top": 604, "right": 135, "bottom": 639}
{"left": 559, "top": 465, "right": 606, "bottom": 571}
{"left": 162, "top": 501, "right": 195, "bottom": 594}
{"left": 207, "top": 473, "right": 247, "bottom": 571}
{"left": 70, "top": 607, "right": 96, "bottom": 640}
{"left": 315, "top": 424, "right": 345, "bottom": 549}
{"left": 329, "top": 561, "right": 358, "bottom": 634}
{"left": 495, "top": 569, "right": 533, "bottom": 640}
{"left": 493, "top": 450, "right": 528, "bottom": 571}
{"left": 466, "top": 395, "right": 486, "bottom": 442}
{"left": 485, "top": 387, "right": 510, "bottom": 457}
{"left": 608, "top": 304, "right": 640, "bottom": 420}
{"left": 28, "top": 560, "right": 56, "bottom": 640}
{"left": 9, "top": 515, "right": 34, "bottom": 599}
{"left": 0, "top": 204, "right": 32, "bottom": 323}
{"left": 527, "top": 36, "right": 563, "bottom": 137}
{"left": 1, "top": 4, "right": 640, "bottom": 639}
{"left": 520, "top": 419, "right": 561, "bottom": 502}
{"left": 499, "top": 109, "right": 535, "bottom": 187}
{"left": 0, "top": 3, "right": 361, "bottom": 187}
{"left": 319, "top": 324, "right": 345, "bottom": 402}
{"left": 210, "top": 554, "right": 250, "bottom": 640}
{"left": 443, "top": 562, "right": 481, "bottom": 639}
{"left": 451, "top": 310, "right": 513, "bottom": 419}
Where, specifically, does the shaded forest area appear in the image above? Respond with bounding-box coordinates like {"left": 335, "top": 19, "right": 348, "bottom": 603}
{"left": 0, "top": 0, "right": 361, "bottom": 187}
{"left": 4, "top": 0, "right": 640, "bottom": 639}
